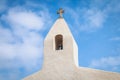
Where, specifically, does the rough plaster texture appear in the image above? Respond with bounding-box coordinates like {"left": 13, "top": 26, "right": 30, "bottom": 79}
{"left": 23, "top": 18, "right": 120, "bottom": 80}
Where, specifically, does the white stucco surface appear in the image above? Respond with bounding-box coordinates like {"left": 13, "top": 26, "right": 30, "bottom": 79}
{"left": 23, "top": 18, "right": 120, "bottom": 80}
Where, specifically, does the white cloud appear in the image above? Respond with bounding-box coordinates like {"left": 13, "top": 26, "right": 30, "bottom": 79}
{"left": 80, "top": 9, "right": 106, "bottom": 32}
{"left": 66, "top": 0, "right": 120, "bottom": 32}
{"left": 89, "top": 56, "right": 120, "bottom": 72}
{"left": 2, "top": 7, "right": 45, "bottom": 30}
{"left": 0, "top": 27, "right": 14, "bottom": 44}
{"left": 66, "top": 7, "right": 106, "bottom": 32}
{"left": 0, "top": 5, "right": 51, "bottom": 80}
{"left": 85, "top": 10, "right": 105, "bottom": 27}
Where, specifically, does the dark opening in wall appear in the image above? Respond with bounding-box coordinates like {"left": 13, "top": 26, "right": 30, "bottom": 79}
{"left": 55, "top": 34, "right": 63, "bottom": 50}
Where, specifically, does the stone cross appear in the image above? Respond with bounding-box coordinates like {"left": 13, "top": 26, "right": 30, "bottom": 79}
{"left": 57, "top": 8, "right": 64, "bottom": 18}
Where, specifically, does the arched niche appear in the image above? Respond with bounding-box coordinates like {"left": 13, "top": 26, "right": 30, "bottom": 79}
{"left": 55, "top": 34, "right": 63, "bottom": 50}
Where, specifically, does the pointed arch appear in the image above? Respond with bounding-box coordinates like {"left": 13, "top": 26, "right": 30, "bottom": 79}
{"left": 55, "top": 34, "right": 63, "bottom": 50}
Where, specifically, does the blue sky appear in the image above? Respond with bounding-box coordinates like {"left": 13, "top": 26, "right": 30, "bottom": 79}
{"left": 0, "top": 0, "right": 120, "bottom": 80}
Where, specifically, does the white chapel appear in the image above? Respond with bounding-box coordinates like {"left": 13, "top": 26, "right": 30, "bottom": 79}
{"left": 23, "top": 8, "right": 120, "bottom": 80}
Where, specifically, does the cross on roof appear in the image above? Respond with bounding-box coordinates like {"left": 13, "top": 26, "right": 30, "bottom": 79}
{"left": 57, "top": 8, "right": 64, "bottom": 18}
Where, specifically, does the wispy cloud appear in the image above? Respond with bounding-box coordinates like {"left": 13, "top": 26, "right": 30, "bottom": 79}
{"left": 0, "top": 0, "right": 7, "bottom": 13}
{"left": 0, "top": 5, "right": 51, "bottom": 80}
{"left": 80, "top": 9, "right": 106, "bottom": 32}
{"left": 89, "top": 56, "right": 120, "bottom": 72}
{"left": 66, "top": 7, "right": 106, "bottom": 32}
{"left": 65, "top": 0, "right": 120, "bottom": 32}
{"left": 105, "top": 0, "right": 120, "bottom": 13}
{"left": 110, "top": 37, "right": 120, "bottom": 41}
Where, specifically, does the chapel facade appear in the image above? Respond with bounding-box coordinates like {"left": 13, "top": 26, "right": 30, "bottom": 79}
{"left": 23, "top": 8, "right": 120, "bottom": 80}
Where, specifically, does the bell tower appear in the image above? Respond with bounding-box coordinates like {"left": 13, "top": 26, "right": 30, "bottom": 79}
{"left": 43, "top": 8, "right": 79, "bottom": 70}
{"left": 24, "top": 8, "right": 120, "bottom": 80}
